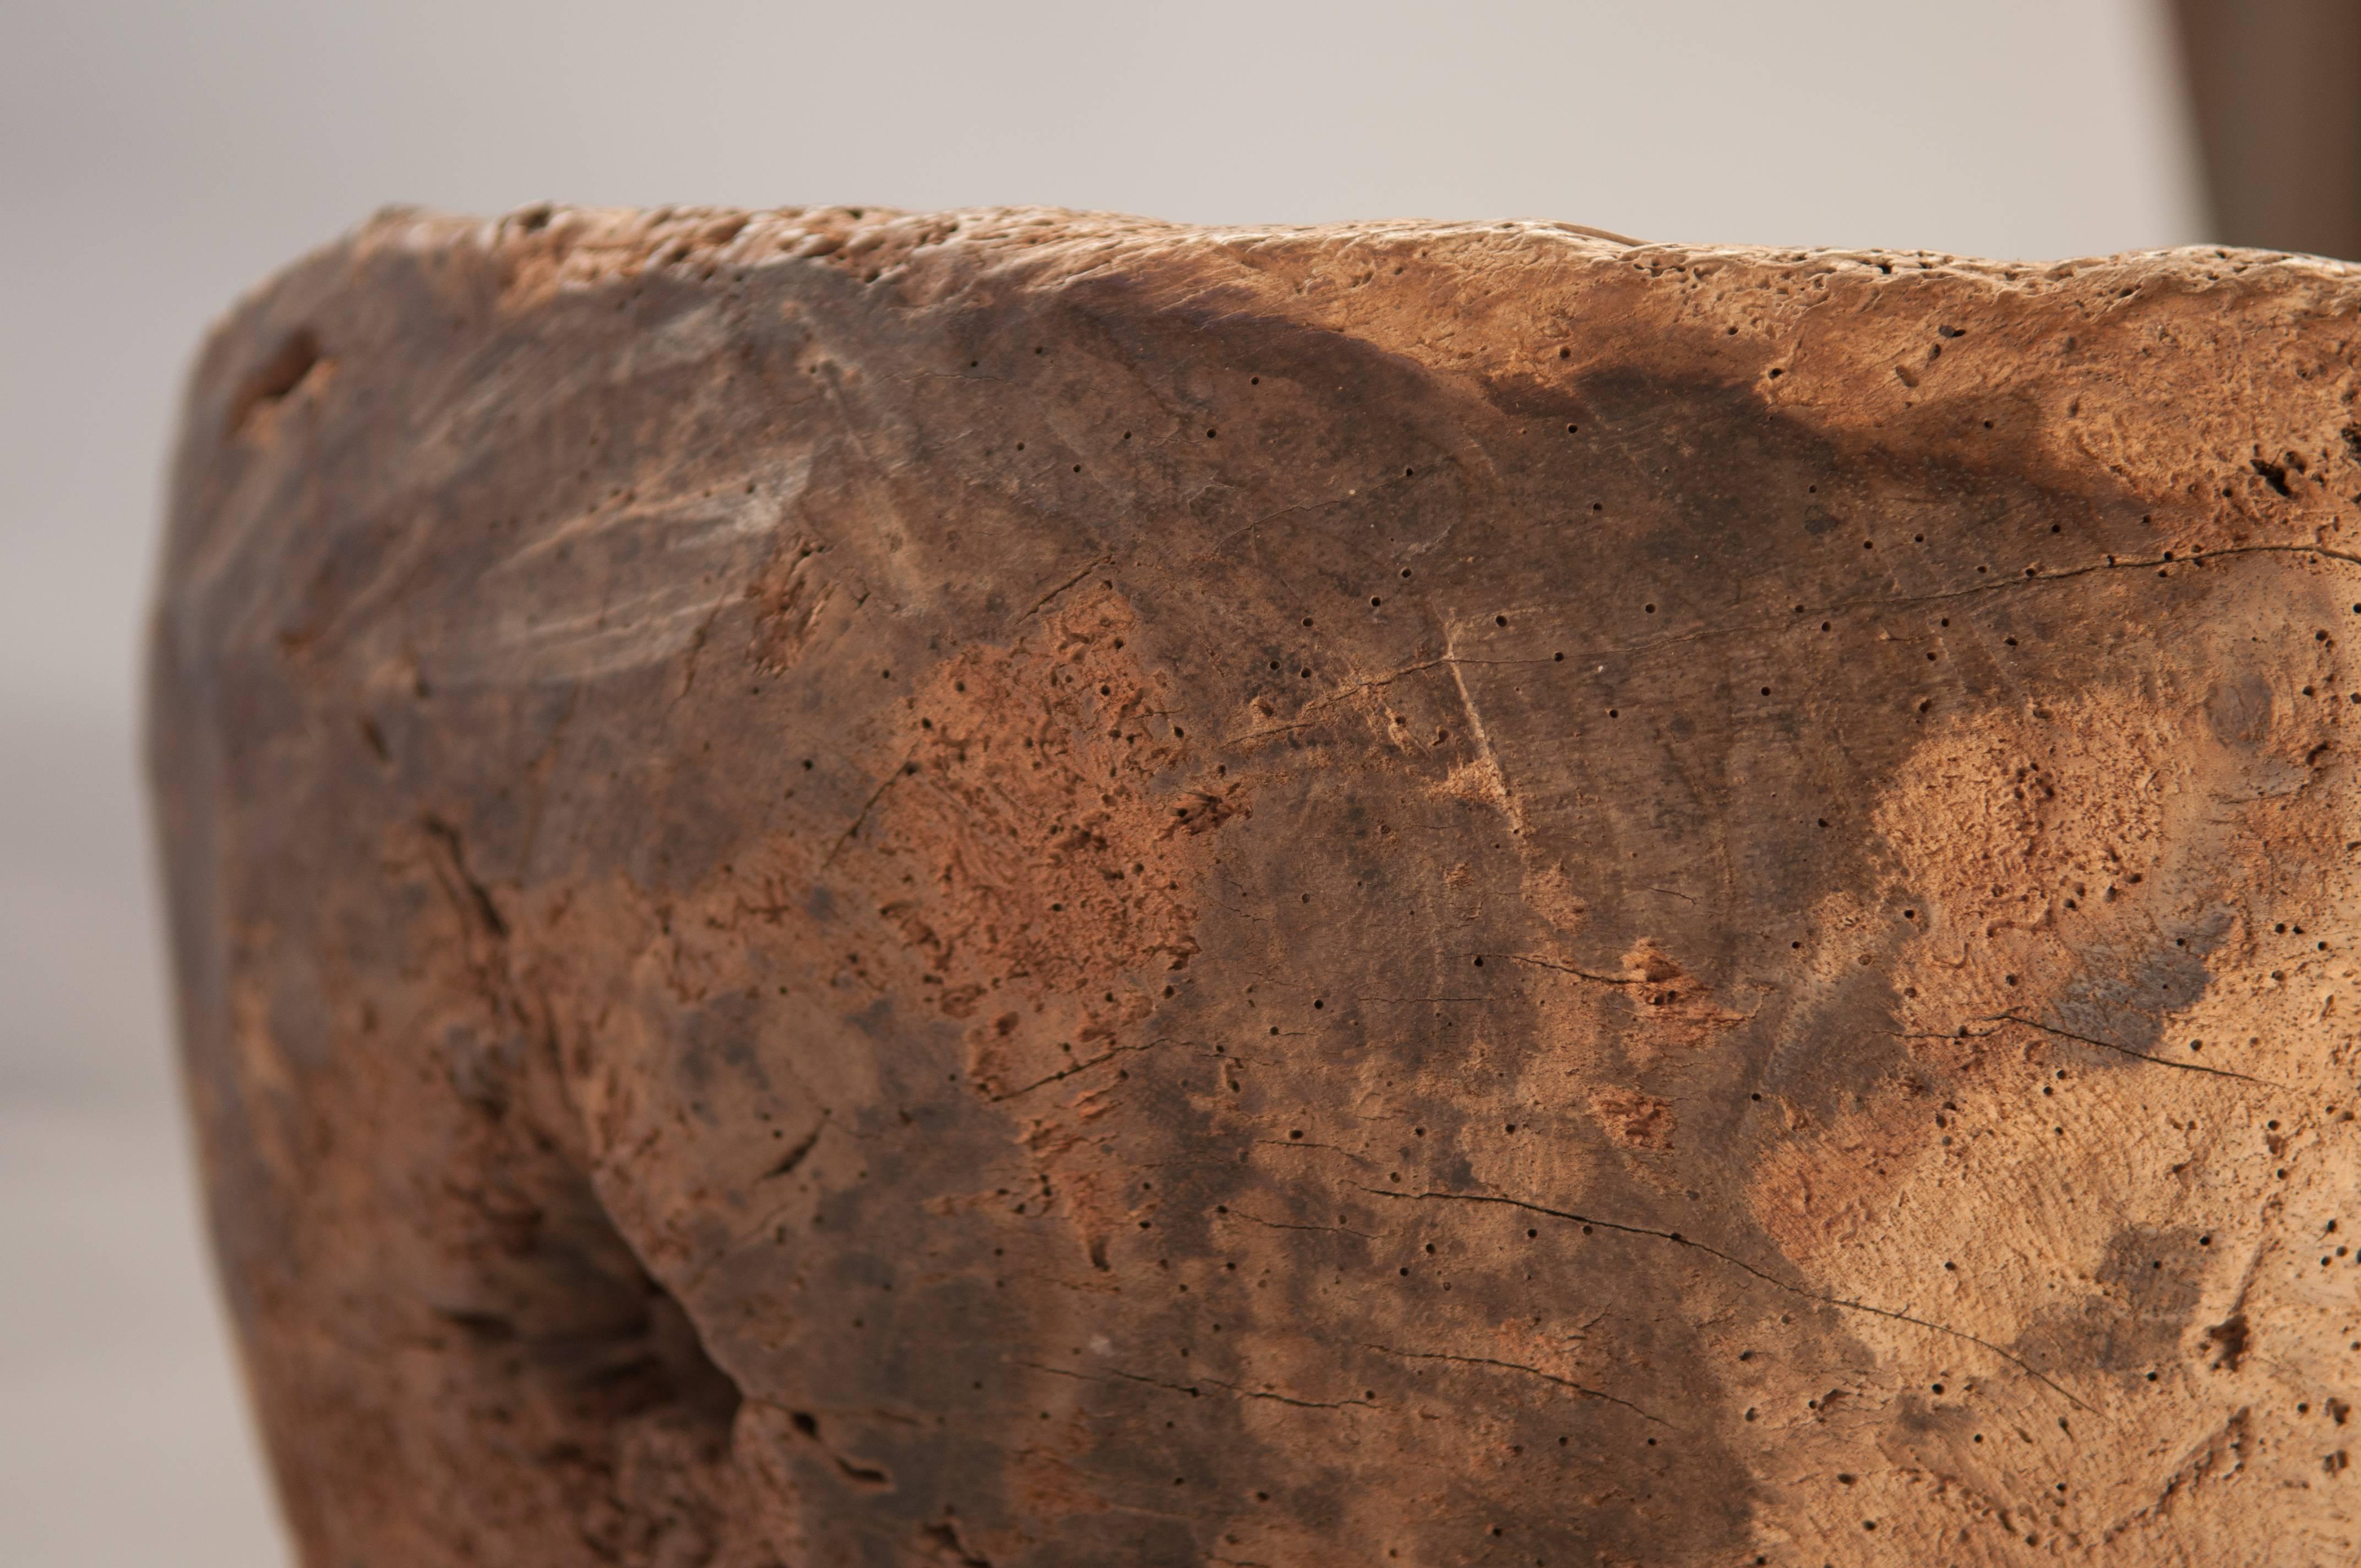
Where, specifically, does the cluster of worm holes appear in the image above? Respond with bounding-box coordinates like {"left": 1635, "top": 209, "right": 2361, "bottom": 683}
{"left": 1101, "top": 353, "right": 2331, "bottom": 1548}
{"left": 875, "top": 328, "right": 2361, "bottom": 1520}
{"left": 716, "top": 288, "right": 2361, "bottom": 1548}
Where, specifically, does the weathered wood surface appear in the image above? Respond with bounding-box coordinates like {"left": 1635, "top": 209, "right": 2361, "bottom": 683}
{"left": 151, "top": 206, "right": 2361, "bottom": 1565}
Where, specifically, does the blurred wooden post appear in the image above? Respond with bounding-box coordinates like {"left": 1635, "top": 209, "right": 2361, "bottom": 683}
{"left": 2174, "top": 0, "right": 2361, "bottom": 258}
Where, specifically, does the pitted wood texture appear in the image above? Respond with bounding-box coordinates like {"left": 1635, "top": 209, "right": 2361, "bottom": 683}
{"left": 152, "top": 205, "right": 2361, "bottom": 1566}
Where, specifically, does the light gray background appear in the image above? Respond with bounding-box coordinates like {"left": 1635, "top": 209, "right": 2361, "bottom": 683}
{"left": 0, "top": 2, "right": 2198, "bottom": 1561}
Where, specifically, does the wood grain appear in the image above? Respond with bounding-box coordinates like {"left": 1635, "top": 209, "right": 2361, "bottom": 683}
{"left": 151, "top": 205, "right": 2361, "bottom": 1565}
